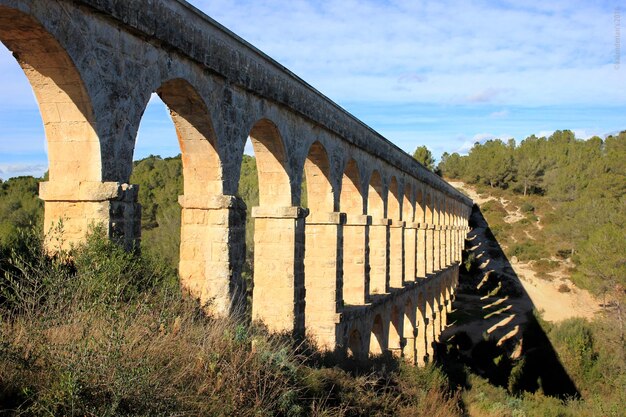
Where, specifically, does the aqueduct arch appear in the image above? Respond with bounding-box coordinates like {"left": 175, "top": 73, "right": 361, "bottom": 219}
{"left": 0, "top": 6, "right": 110, "bottom": 250}
{"left": 340, "top": 158, "right": 369, "bottom": 306}
{"left": 367, "top": 170, "right": 387, "bottom": 295}
{"left": 1, "top": 0, "right": 472, "bottom": 362}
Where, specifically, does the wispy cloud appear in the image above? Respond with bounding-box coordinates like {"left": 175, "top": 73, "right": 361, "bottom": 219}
{"left": 0, "top": 0, "right": 624, "bottom": 177}
{"left": 0, "top": 163, "right": 47, "bottom": 180}
{"left": 195, "top": 0, "right": 625, "bottom": 106}
{"left": 454, "top": 132, "right": 514, "bottom": 154}
{"left": 489, "top": 109, "right": 510, "bottom": 118}
{"left": 465, "top": 88, "right": 507, "bottom": 104}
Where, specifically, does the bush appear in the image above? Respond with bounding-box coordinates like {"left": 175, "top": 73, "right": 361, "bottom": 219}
{"left": 549, "top": 319, "right": 599, "bottom": 385}
{"left": 509, "top": 242, "right": 547, "bottom": 262}
{"left": 533, "top": 259, "right": 560, "bottom": 274}
{"left": 0, "top": 227, "right": 467, "bottom": 416}
{"left": 520, "top": 202, "right": 535, "bottom": 213}
{"left": 558, "top": 284, "right": 571, "bottom": 293}
{"left": 481, "top": 200, "right": 507, "bottom": 216}
{"left": 464, "top": 251, "right": 479, "bottom": 274}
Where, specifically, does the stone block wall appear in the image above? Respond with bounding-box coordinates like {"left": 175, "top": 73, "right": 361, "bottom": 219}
{"left": 0, "top": 0, "right": 473, "bottom": 360}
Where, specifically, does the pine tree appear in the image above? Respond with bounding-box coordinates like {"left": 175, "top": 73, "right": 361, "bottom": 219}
{"left": 412, "top": 145, "right": 435, "bottom": 171}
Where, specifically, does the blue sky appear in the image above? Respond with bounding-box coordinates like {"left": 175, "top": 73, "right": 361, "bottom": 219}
{"left": 1, "top": 0, "right": 625, "bottom": 179}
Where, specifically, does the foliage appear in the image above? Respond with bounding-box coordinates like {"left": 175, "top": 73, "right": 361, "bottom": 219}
{"left": 0, "top": 230, "right": 463, "bottom": 416}
{"left": 412, "top": 145, "right": 436, "bottom": 171}
{"left": 238, "top": 154, "right": 259, "bottom": 279}
{"left": 0, "top": 176, "right": 43, "bottom": 249}
{"left": 129, "top": 154, "right": 262, "bottom": 272}
{"left": 130, "top": 155, "right": 183, "bottom": 268}
{"left": 438, "top": 152, "right": 466, "bottom": 179}
{"left": 440, "top": 131, "right": 626, "bottom": 299}
{"left": 509, "top": 242, "right": 548, "bottom": 262}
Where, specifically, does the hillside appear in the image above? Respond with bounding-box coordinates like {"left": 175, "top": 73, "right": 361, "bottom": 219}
{"left": 1, "top": 130, "right": 625, "bottom": 415}
{"left": 450, "top": 181, "right": 599, "bottom": 324}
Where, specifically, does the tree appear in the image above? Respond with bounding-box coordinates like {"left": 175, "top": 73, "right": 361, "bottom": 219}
{"left": 130, "top": 155, "right": 183, "bottom": 267}
{"left": 515, "top": 136, "right": 545, "bottom": 196}
{"left": 438, "top": 152, "right": 466, "bottom": 179}
{"left": 578, "top": 222, "right": 626, "bottom": 341}
{"left": 466, "top": 139, "right": 515, "bottom": 188}
{"left": 0, "top": 176, "right": 43, "bottom": 248}
{"left": 412, "top": 145, "right": 435, "bottom": 171}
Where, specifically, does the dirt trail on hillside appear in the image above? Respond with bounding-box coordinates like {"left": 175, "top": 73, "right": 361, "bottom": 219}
{"left": 449, "top": 181, "right": 600, "bottom": 323}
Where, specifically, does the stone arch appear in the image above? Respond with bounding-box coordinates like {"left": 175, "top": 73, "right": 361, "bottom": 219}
{"left": 432, "top": 192, "right": 441, "bottom": 225}
{"left": 403, "top": 298, "right": 417, "bottom": 363}
{"left": 415, "top": 186, "right": 425, "bottom": 223}
{"left": 303, "top": 140, "right": 341, "bottom": 348}
{"left": 389, "top": 304, "right": 403, "bottom": 355}
{"left": 402, "top": 182, "right": 416, "bottom": 283}
{"left": 432, "top": 193, "right": 442, "bottom": 271}
{"left": 416, "top": 292, "right": 428, "bottom": 363}
{"left": 248, "top": 118, "right": 305, "bottom": 335}
{"left": 303, "top": 140, "right": 333, "bottom": 213}
{"left": 341, "top": 157, "right": 368, "bottom": 305}
{"left": 156, "top": 78, "right": 222, "bottom": 196}
{"left": 425, "top": 191, "right": 433, "bottom": 224}
{"left": 0, "top": 6, "right": 100, "bottom": 183}
{"left": 369, "top": 314, "right": 386, "bottom": 355}
{"left": 140, "top": 78, "right": 230, "bottom": 309}
{"left": 0, "top": 6, "right": 105, "bottom": 249}
{"left": 404, "top": 298, "right": 416, "bottom": 338}
{"left": 388, "top": 175, "right": 403, "bottom": 288}
{"left": 368, "top": 169, "right": 388, "bottom": 294}
{"left": 367, "top": 170, "right": 384, "bottom": 219}
{"left": 347, "top": 328, "right": 363, "bottom": 359}
{"left": 340, "top": 158, "right": 363, "bottom": 214}
{"left": 435, "top": 281, "right": 447, "bottom": 331}
{"left": 249, "top": 118, "right": 291, "bottom": 207}
{"left": 402, "top": 183, "right": 414, "bottom": 222}
{"left": 428, "top": 290, "right": 441, "bottom": 342}
{"left": 387, "top": 176, "right": 400, "bottom": 220}
{"left": 444, "top": 278, "right": 452, "bottom": 305}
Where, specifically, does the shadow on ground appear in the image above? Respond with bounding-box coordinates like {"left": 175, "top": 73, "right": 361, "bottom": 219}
{"left": 436, "top": 203, "right": 579, "bottom": 399}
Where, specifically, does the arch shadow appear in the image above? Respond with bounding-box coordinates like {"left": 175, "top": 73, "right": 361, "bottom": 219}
{"left": 438, "top": 203, "right": 580, "bottom": 399}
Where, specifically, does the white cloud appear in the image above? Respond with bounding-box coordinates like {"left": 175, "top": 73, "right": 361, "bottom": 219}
{"left": 466, "top": 88, "right": 508, "bottom": 104}
{"left": 489, "top": 109, "right": 509, "bottom": 118}
{"left": 192, "top": 0, "right": 624, "bottom": 107}
{"left": 536, "top": 130, "right": 555, "bottom": 139}
{"left": 0, "top": 0, "right": 624, "bottom": 167}
{"left": 0, "top": 163, "right": 47, "bottom": 180}
{"left": 472, "top": 133, "right": 497, "bottom": 142}
{"left": 454, "top": 132, "right": 514, "bottom": 154}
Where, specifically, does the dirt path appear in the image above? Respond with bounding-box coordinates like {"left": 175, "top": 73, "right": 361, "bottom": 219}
{"left": 448, "top": 181, "right": 600, "bottom": 324}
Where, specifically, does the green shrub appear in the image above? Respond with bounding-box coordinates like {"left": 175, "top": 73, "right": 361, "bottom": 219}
{"left": 533, "top": 259, "right": 560, "bottom": 274}
{"left": 0, "top": 228, "right": 467, "bottom": 416}
{"left": 520, "top": 202, "right": 535, "bottom": 213}
{"left": 481, "top": 200, "right": 508, "bottom": 216}
{"left": 549, "top": 319, "right": 599, "bottom": 385}
{"left": 509, "top": 242, "right": 547, "bottom": 262}
{"left": 464, "top": 251, "right": 479, "bottom": 273}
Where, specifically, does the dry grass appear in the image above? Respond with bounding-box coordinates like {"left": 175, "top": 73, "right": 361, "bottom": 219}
{"left": 0, "top": 228, "right": 463, "bottom": 416}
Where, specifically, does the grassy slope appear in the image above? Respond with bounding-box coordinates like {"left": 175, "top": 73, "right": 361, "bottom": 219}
{"left": 0, "top": 229, "right": 461, "bottom": 417}
{"left": 0, "top": 167, "right": 624, "bottom": 415}
{"left": 441, "top": 182, "right": 626, "bottom": 417}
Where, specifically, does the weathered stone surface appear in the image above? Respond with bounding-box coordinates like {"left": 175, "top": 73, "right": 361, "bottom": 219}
{"left": 0, "top": 0, "right": 473, "bottom": 362}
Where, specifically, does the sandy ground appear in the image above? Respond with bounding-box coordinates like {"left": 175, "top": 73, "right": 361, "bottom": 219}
{"left": 444, "top": 182, "right": 601, "bottom": 346}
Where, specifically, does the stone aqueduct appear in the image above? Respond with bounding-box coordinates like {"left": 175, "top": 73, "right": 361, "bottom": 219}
{"left": 0, "top": 0, "right": 472, "bottom": 363}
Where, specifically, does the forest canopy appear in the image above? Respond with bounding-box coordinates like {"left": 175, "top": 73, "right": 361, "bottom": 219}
{"left": 438, "top": 130, "right": 626, "bottom": 300}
